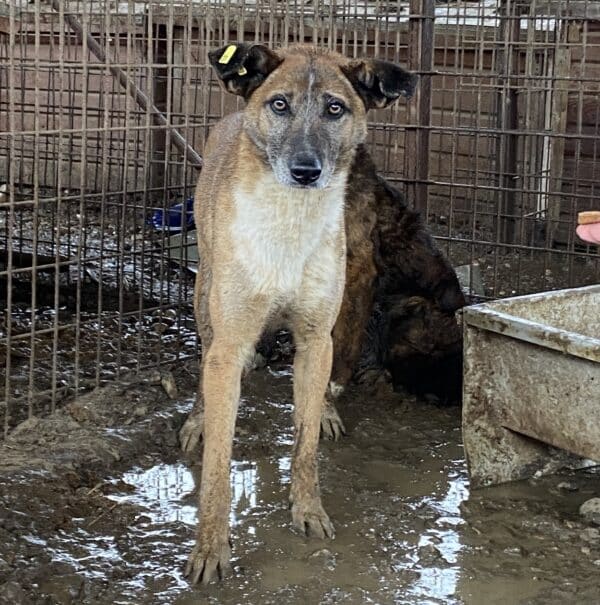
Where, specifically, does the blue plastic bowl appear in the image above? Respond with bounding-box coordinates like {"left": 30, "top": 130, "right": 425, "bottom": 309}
{"left": 149, "top": 197, "right": 195, "bottom": 232}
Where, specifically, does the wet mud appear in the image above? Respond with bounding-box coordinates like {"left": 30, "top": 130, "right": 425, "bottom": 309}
{"left": 0, "top": 363, "right": 599, "bottom": 605}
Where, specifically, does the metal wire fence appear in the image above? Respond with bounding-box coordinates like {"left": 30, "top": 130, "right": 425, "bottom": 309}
{"left": 1, "top": 0, "right": 599, "bottom": 435}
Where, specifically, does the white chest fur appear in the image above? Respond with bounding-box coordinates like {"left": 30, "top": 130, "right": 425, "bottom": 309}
{"left": 231, "top": 174, "right": 346, "bottom": 297}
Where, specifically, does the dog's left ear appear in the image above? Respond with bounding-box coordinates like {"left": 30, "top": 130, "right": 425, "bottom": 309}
{"left": 342, "top": 59, "right": 418, "bottom": 109}
{"left": 208, "top": 43, "right": 282, "bottom": 99}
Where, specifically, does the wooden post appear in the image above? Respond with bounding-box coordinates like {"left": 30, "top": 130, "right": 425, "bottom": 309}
{"left": 407, "top": 0, "right": 433, "bottom": 214}
{"left": 494, "top": 0, "right": 520, "bottom": 247}
{"left": 150, "top": 23, "right": 168, "bottom": 200}
{"left": 547, "top": 46, "right": 570, "bottom": 245}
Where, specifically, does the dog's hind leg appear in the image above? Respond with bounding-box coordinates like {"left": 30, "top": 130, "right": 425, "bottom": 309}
{"left": 322, "top": 251, "right": 377, "bottom": 441}
{"left": 320, "top": 395, "right": 346, "bottom": 441}
{"left": 289, "top": 327, "right": 335, "bottom": 539}
{"left": 180, "top": 260, "right": 212, "bottom": 453}
{"left": 185, "top": 304, "right": 267, "bottom": 585}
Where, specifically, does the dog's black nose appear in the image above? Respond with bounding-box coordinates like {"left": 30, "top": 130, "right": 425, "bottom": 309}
{"left": 290, "top": 155, "right": 322, "bottom": 186}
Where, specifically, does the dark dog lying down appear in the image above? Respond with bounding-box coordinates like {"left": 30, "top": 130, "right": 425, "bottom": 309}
{"left": 331, "top": 145, "right": 465, "bottom": 405}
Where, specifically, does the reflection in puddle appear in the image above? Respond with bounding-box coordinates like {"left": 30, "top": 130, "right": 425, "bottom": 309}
{"left": 412, "top": 465, "right": 470, "bottom": 602}
{"left": 230, "top": 461, "right": 258, "bottom": 526}
{"left": 417, "top": 568, "right": 460, "bottom": 601}
{"left": 109, "top": 463, "right": 197, "bottom": 526}
{"left": 278, "top": 455, "right": 291, "bottom": 484}
{"left": 46, "top": 528, "right": 129, "bottom": 581}
{"left": 108, "top": 459, "right": 276, "bottom": 527}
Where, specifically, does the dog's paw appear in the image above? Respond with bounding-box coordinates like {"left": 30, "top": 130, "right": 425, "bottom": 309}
{"left": 179, "top": 413, "right": 204, "bottom": 453}
{"left": 184, "top": 537, "right": 232, "bottom": 585}
{"left": 320, "top": 403, "right": 346, "bottom": 441}
{"left": 355, "top": 367, "right": 392, "bottom": 388}
{"left": 291, "top": 498, "right": 335, "bottom": 539}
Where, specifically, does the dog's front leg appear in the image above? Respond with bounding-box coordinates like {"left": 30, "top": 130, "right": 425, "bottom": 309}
{"left": 185, "top": 335, "right": 250, "bottom": 585}
{"left": 290, "top": 332, "right": 335, "bottom": 539}
{"left": 180, "top": 259, "right": 212, "bottom": 453}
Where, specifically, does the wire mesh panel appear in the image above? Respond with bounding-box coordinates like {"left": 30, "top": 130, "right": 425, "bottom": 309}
{"left": 424, "top": 0, "right": 600, "bottom": 298}
{"left": 0, "top": 1, "right": 204, "bottom": 434}
{"left": 1, "top": 0, "right": 599, "bottom": 434}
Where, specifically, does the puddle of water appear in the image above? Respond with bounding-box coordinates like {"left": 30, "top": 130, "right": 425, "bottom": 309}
{"left": 107, "top": 457, "right": 290, "bottom": 529}
{"left": 13, "top": 366, "right": 597, "bottom": 605}
{"left": 109, "top": 462, "right": 197, "bottom": 526}
{"left": 23, "top": 534, "right": 48, "bottom": 547}
{"left": 392, "top": 458, "right": 470, "bottom": 603}
{"left": 267, "top": 366, "right": 294, "bottom": 379}
{"left": 46, "top": 528, "right": 129, "bottom": 580}
{"left": 25, "top": 449, "right": 597, "bottom": 605}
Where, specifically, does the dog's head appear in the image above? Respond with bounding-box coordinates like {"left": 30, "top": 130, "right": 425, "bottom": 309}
{"left": 208, "top": 44, "right": 417, "bottom": 189}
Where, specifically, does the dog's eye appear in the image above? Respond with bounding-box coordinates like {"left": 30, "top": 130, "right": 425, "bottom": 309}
{"left": 270, "top": 98, "right": 289, "bottom": 114}
{"left": 327, "top": 101, "right": 345, "bottom": 117}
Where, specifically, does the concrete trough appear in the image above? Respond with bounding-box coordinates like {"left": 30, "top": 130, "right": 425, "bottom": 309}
{"left": 462, "top": 285, "right": 600, "bottom": 487}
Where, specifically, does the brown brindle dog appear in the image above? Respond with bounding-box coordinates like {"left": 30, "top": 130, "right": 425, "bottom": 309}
{"left": 181, "top": 43, "right": 416, "bottom": 584}
{"left": 330, "top": 146, "right": 466, "bottom": 407}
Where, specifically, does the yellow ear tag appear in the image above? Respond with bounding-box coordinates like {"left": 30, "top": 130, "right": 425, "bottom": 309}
{"left": 237, "top": 66, "right": 247, "bottom": 76}
{"left": 219, "top": 44, "right": 237, "bottom": 64}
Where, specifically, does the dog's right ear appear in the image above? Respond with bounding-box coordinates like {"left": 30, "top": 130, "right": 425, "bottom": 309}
{"left": 208, "top": 43, "right": 282, "bottom": 99}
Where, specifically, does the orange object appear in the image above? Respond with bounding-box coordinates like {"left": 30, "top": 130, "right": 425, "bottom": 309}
{"left": 576, "top": 211, "right": 600, "bottom": 244}
{"left": 577, "top": 211, "right": 600, "bottom": 225}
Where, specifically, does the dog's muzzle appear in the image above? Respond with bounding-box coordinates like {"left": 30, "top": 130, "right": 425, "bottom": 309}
{"left": 289, "top": 153, "right": 322, "bottom": 186}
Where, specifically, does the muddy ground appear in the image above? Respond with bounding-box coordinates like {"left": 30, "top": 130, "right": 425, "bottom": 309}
{"left": 0, "top": 362, "right": 599, "bottom": 605}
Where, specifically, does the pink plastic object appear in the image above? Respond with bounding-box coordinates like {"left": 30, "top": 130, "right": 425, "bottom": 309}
{"left": 576, "top": 222, "right": 600, "bottom": 245}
